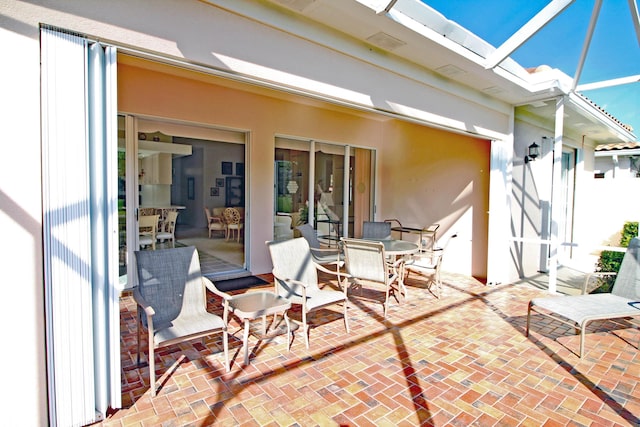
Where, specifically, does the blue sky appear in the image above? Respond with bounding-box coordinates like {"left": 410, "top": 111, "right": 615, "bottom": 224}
{"left": 422, "top": 0, "right": 640, "bottom": 137}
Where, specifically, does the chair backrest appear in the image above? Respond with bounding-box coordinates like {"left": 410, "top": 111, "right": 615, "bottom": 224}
{"left": 266, "top": 237, "right": 320, "bottom": 298}
{"left": 224, "top": 207, "right": 242, "bottom": 225}
{"left": 611, "top": 237, "right": 640, "bottom": 299}
{"left": 296, "top": 223, "right": 322, "bottom": 249}
{"left": 134, "top": 246, "right": 205, "bottom": 329}
{"left": 341, "top": 238, "right": 388, "bottom": 283}
{"left": 139, "top": 214, "right": 159, "bottom": 237}
{"left": 362, "top": 221, "right": 391, "bottom": 240}
{"left": 212, "top": 207, "right": 225, "bottom": 218}
{"left": 164, "top": 211, "right": 178, "bottom": 234}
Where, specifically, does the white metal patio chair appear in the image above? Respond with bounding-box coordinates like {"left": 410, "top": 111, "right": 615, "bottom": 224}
{"left": 341, "top": 237, "right": 403, "bottom": 319}
{"left": 295, "top": 223, "right": 343, "bottom": 270}
{"left": 266, "top": 237, "right": 349, "bottom": 349}
{"left": 134, "top": 246, "right": 229, "bottom": 396}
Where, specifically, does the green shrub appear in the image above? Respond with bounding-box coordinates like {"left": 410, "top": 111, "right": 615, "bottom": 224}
{"left": 594, "top": 221, "right": 638, "bottom": 293}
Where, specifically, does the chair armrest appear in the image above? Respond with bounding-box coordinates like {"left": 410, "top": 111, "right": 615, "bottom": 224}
{"left": 314, "top": 260, "right": 344, "bottom": 276}
{"left": 272, "top": 270, "right": 310, "bottom": 289}
{"left": 272, "top": 269, "right": 310, "bottom": 305}
{"left": 202, "top": 276, "right": 232, "bottom": 301}
{"left": 581, "top": 272, "right": 617, "bottom": 294}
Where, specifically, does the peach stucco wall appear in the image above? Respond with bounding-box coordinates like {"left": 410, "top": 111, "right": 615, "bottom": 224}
{"left": 119, "top": 60, "right": 489, "bottom": 278}
{"left": 118, "top": 61, "right": 386, "bottom": 273}
{"left": 380, "top": 120, "right": 490, "bottom": 277}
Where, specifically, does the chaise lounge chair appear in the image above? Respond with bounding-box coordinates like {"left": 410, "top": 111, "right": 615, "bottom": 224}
{"left": 526, "top": 237, "right": 640, "bottom": 358}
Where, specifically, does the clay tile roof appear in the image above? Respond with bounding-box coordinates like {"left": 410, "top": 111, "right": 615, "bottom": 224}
{"left": 595, "top": 141, "right": 640, "bottom": 151}
{"left": 573, "top": 92, "right": 634, "bottom": 132}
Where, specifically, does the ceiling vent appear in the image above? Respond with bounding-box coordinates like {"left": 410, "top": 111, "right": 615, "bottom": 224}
{"left": 435, "top": 64, "right": 466, "bottom": 77}
{"left": 272, "top": 0, "right": 316, "bottom": 12}
{"left": 366, "top": 32, "right": 406, "bottom": 51}
{"left": 530, "top": 100, "right": 548, "bottom": 108}
{"left": 482, "top": 86, "right": 504, "bottom": 95}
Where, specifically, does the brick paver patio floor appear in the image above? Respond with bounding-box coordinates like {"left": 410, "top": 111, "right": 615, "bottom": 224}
{"left": 100, "top": 270, "right": 640, "bottom": 426}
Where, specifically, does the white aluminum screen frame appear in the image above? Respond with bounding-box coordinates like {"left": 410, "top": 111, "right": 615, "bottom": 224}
{"left": 41, "top": 27, "right": 121, "bottom": 427}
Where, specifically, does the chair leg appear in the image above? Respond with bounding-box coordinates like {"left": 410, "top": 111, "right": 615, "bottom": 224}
{"left": 242, "top": 318, "right": 250, "bottom": 365}
{"left": 136, "top": 310, "right": 142, "bottom": 365}
{"left": 283, "top": 311, "right": 292, "bottom": 351}
{"left": 148, "top": 330, "right": 156, "bottom": 397}
{"left": 343, "top": 300, "right": 350, "bottom": 333}
{"left": 223, "top": 327, "right": 230, "bottom": 372}
{"left": 579, "top": 322, "right": 588, "bottom": 358}
{"left": 302, "top": 310, "right": 309, "bottom": 349}
{"left": 383, "top": 284, "right": 390, "bottom": 319}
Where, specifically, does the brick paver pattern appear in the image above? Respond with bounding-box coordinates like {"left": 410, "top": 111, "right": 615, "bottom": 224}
{"left": 100, "top": 270, "right": 640, "bottom": 426}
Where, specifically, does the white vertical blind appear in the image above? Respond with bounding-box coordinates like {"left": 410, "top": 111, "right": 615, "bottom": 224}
{"left": 41, "top": 27, "right": 120, "bottom": 427}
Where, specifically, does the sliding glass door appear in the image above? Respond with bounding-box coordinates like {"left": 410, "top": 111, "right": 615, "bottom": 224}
{"left": 274, "top": 137, "right": 374, "bottom": 243}
{"left": 118, "top": 116, "right": 248, "bottom": 288}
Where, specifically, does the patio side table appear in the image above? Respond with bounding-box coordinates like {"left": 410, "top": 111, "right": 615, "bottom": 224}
{"left": 227, "top": 291, "right": 292, "bottom": 366}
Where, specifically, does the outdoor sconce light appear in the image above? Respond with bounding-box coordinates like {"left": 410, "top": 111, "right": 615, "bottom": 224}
{"left": 524, "top": 141, "right": 540, "bottom": 163}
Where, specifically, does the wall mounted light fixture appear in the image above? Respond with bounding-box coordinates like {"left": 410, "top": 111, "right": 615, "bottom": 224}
{"left": 524, "top": 141, "right": 540, "bottom": 163}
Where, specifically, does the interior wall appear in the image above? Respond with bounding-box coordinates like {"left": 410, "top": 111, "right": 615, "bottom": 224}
{"left": 171, "top": 139, "right": 245, "bottom": 229}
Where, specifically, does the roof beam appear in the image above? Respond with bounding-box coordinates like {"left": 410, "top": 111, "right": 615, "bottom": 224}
{"left": 376, "top": 0, "right": 398, "bottom": 15}
{"left": 629, "top": 0, "right": 640, "bottom": 46}
{"left": 484, "top": 0, "right": 574, "bottom": 70}
{"left": 572, "top": 0, "right": 602, "bottom": 90}
{"left": 577, "top": 74, "right": 640, "bottom": 91}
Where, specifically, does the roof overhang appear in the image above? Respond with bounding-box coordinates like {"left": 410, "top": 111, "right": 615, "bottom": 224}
{"left": 208, "top": 0, "right": 636, "bottom": 143}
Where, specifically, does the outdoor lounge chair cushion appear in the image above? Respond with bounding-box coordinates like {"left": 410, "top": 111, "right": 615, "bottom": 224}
{"left": 526, "top": 237, "right": 640, "bottom": 358}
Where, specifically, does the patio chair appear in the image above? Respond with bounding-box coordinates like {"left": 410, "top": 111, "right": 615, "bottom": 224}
{"left": 274, "top": 214, "right": 294, "bottom": 241}
{"left": 362, "top": 221, "right": 392, "bottom": 240}
{"left": 405, "top": 233, "right": 457, "bottom": 298}
{"left": 204, "top": 207, "right": 226, "bottom": 238}
{"left": 341, "top": 237, "right": 403, "bottom": 319}
{"left": 266, "top": 237, "right": 349, "bottom": 349}
{"left": 295, "top": 223, "right": 343, "bottom": 270}
{"left": 224, "top": 207, "right": 244, "bottom": 242}
{"left": 139, "top": 214, "right": 159, "bottom": 250}
{"left": 156, "top": 210, "right": 178, "bottom": 248}
{"left": 526, "top": 237, "right": 640, "bottom": 358}
{"left": 134, "top": 246, "right": 229, "bottom": 396}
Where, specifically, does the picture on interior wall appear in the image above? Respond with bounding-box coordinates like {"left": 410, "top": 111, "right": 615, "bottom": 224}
{"left": 236, "top": 162, "right": 244, "bottom": 176}
{"left": 222, "top": 161, "right": 233, "bottom": 175}
{"left": 210, "top": 187, "right": 219, "bottom": 196}
{"left": 216, "top": 178, "right": 224, "bottom": 187}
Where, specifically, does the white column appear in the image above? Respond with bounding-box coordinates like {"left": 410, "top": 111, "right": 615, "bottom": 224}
{"left": 548, "top": 97, "right": 566, "bottom": 294}
{"left": 343, "top": 145, "right": 351, "bottom": 238}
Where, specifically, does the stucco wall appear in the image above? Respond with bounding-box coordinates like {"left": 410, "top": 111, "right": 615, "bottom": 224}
{"left": 1, "top": 0, "right": 510, "bottom": 421}
{"left": 379, "top": 120, "right": 490, "bottom": 278}
{"left": 119, "top": 60, "right": 490, "bottom": 278}
{"left": 0, "top": 5, "right": 48, "bottom": 426}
